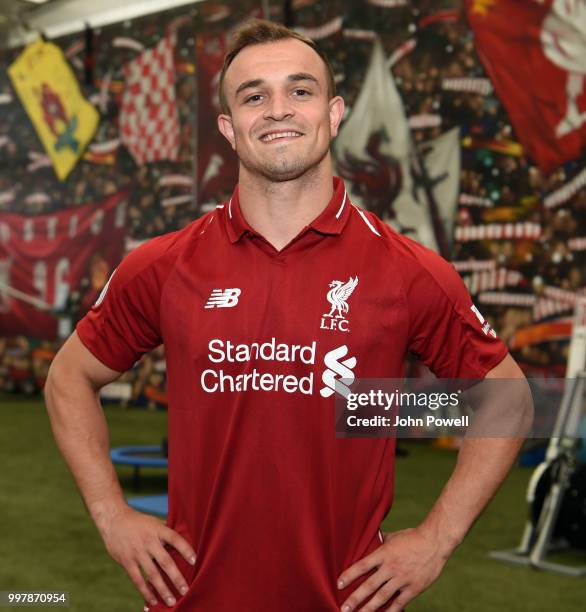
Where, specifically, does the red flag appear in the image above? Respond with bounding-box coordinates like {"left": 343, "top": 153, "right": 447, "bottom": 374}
{"left": 195, "top": 7, "right": 265, "bottom": 205}
{"left": 466, "top": 0, "right": 586, "bottom": 174}
{"left": 0, "top": 193, "right": 127, "bottom": 339}
{"left": 196, "top": 32, "right": 239, "bottom": 204}
{"left": 119, "top": 35, "right": 180, "bottom": 165}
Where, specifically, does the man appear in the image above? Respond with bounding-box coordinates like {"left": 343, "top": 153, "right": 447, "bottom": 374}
{"left": 44, "top": 19, "right": 532, "bottom": 612}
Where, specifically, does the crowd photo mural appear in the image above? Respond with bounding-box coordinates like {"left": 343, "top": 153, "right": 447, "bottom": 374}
{"left": 0, "top": 0, "right": 585, "bottom": 408}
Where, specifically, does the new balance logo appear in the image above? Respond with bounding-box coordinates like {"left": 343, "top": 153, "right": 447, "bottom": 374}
{"left": 205, "top": 288, "right": 241, "bottom": 309}
{"left": 320, "top": 345, "right": 357, "bottom": 399}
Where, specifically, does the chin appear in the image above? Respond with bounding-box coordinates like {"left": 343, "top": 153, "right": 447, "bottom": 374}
{"left": 239, "top": 143, "right": 330, "bottom": 182}
{"left": 241, "top": 155, "right": 309, "bottom": 182}
{"left": 265, "top": 151, "right": 329, "bottom": 182}
{"left": 261, "top": 163, "right": 316, "bottom": 182}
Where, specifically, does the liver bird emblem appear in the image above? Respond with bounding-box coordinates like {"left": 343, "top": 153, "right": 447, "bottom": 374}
{"left": 325, "top": 276, "right": 359, "bottom": 318}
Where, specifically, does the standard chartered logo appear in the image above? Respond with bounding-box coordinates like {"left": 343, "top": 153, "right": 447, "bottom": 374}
{"left": 200, "top": 338, "right": 315, "bottom": 394}
{"left": 199, "top": 338, "right": 357, "bottom": 398}
{"left": 319, "top": 345, "right": 357, "bottom": 399}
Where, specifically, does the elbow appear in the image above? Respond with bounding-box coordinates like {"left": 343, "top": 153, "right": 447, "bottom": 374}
{"left": 43, "top": 358, "right": 62, "bottom": 414}
{"left": 522, "top": 385, "right": 535, "bottom": 437}
{"left": 44, "top": 352, "right": 75, "bottom": 414}
{"left": 515, "top": 401, "right": 533, "bottom": 441}
{"left": 514, "top": 376, "right": 534, "bottom": 438}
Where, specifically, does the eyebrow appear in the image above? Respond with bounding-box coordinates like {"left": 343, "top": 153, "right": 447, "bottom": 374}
{"left": 287, "top": 72, "right": 320, "bottom": 86}
{"left": 234, "top": 73, "right": 320, "bottom": 97}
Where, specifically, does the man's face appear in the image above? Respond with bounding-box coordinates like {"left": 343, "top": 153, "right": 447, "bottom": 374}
{"left": 218, "top": 38, "right": 344, "bottom": 182}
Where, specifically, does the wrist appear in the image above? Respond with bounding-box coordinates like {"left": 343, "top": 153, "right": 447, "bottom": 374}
{"left": 417, "top": 517, "right": 464, "bottom": 558}
{"left": 89, "top": 497, "right": 130, "bottom": 535}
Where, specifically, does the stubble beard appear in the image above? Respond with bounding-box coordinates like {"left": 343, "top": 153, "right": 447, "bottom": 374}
{"left": 237, "top": 137, "right": 331, "bottom": 183}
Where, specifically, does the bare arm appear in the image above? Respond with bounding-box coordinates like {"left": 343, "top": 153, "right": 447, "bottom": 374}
{"left": 338, "top": 353, "right": 534, "bottom": 612}
{"left": 45, "top": 332, "right": 196, "bottom": 608}
{"left": 415, "top": 354, "right": 533, "bottom": 554}
{"left": 44, "top": 331, "right": 128, "bottom": 527}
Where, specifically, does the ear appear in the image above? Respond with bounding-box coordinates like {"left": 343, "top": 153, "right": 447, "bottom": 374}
{"left": 328, "top": 96, "right": 345, "bottom": 138}
{"left": 217, "top": 114, "right": 236, "bottom": 150}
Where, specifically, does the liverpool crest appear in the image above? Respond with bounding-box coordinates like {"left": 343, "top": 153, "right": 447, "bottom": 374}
{"left": 320, "top": 276, "right": 358, "bottom": 333}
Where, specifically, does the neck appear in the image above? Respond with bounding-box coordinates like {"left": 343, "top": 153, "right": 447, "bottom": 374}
{"left": 237, "top": 158, "right": 335, "bottom": 251}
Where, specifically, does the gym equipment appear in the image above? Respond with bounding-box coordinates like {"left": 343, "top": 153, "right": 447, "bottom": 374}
{"left": 110, "top": 444, "right": 168, "bottom": 490}
{"left": 128, "top": 494, "right": 168, "bottom": 517}
{"left": 490, "top": 299, "right": 586, "bottom": 576}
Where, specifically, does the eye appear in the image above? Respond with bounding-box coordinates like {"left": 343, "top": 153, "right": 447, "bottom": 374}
{"left": 293, "top": 89, "right": 310, "bottom": 97}
{"left": 244, "top": 94, "right": 264, "bottom": 104}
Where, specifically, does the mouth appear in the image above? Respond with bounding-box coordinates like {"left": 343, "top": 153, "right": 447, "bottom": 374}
{"left": 259, "top": 130, "right": 304, "bottom": 144}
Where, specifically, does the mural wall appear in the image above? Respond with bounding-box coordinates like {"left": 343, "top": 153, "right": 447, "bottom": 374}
{"left": 0, "top": 0, "right": 584, "bottom": 404}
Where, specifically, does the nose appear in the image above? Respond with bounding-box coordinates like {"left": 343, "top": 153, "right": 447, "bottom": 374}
{"left": 263, "top": 92, "right": 294, "bottom": 121}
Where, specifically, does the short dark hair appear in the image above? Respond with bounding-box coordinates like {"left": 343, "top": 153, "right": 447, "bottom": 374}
{"left": 218, "top": 19, "right": 336, "bottom": 114}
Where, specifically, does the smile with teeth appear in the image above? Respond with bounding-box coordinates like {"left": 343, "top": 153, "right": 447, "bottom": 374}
{"left": 260, "top": 131, "right": 303, "bottom": 143}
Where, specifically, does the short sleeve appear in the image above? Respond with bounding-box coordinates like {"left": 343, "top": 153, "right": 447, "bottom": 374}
{"left": 405, "top": 249, "right": 508, "bottom": 379}
{"left": 76, "top": 242, "right": 164, "bottom": 372}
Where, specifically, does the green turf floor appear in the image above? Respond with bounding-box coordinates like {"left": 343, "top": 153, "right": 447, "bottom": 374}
{"left": 1, "top": 394, "right": 586, "bottom": 611}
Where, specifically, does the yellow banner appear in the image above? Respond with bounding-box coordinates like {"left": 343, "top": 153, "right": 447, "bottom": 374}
{"left": 8, "top": 39, "right": 99, "bottom": 181}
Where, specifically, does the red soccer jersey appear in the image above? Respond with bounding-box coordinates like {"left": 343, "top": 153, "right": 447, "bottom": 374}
{"left": 77, "top": 177, "right": 507, "bottom": 611}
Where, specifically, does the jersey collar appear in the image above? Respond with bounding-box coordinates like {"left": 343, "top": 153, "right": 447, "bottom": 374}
{"left": 224, "top": 176, "right": 351, "bottom": 243}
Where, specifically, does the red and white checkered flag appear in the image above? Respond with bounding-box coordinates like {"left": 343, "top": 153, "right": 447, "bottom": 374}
{"left": 119, "top": 35, "right": 180, "bottom": 165}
